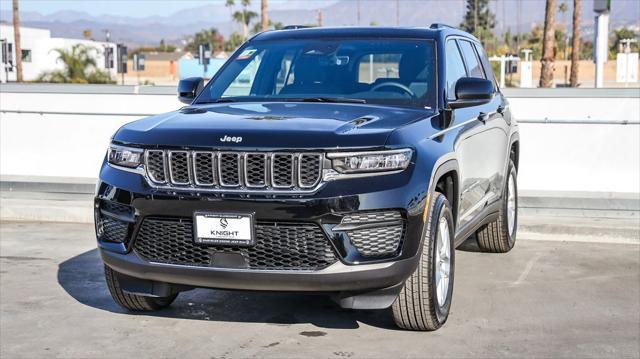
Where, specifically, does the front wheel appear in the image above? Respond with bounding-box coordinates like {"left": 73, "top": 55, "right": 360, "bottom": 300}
{"left": 104, "top": 265, "right": 178, "bottom": 311}
{"left": 392, "top": 192, "right": 455, "bottom": 331}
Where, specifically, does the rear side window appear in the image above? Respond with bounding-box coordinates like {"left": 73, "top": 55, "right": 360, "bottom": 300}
{"left": 458, "top": 40, "right": 485, "bottom": 79}
{"left": 445, "top": 40, "right": 467, "bottom": 100}
{"left": 473, "top": 43, "right": 499, "bottom": 90}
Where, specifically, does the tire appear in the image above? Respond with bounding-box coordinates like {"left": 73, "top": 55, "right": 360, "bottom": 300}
{"left": 104, "top": 265, "right": 178, "bottom": 311}
{"left": 476, "top": 160, "right": 518, "bottom": 253}
{"left": 392, "top": 192, "right": 455, "bottom": 331}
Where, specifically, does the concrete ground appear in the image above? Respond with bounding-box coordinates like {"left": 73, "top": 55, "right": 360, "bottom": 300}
{"left": 0, "top": 221, "right": 639, "bottom": 359}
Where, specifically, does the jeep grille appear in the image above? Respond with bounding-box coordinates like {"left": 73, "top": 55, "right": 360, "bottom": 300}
{"left": 145, "top": 150, "right": 323, "bottom": 191}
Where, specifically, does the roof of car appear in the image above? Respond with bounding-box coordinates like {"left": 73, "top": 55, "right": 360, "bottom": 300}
{"left": 252, "top": 25, "right": 478, "bottom": 42}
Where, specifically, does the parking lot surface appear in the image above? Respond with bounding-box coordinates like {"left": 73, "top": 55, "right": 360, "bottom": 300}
{"left": 1, "top": 221, "right": 639, "bottom": 358}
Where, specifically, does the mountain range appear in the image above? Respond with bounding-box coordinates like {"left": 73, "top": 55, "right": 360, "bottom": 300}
{"left": 1, "top": 0, "right": 638, "bottom": 47}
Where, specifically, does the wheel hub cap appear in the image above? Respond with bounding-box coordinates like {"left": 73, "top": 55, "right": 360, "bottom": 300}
{"left": 435, "top": 217, "right": 451, "bottom": 308}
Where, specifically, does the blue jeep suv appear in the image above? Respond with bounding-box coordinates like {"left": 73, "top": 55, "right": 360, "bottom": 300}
{"left": 96, "top": 25, "right": 519, "bottom": 331}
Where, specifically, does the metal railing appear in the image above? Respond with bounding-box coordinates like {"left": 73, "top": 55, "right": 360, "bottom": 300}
{"left": 1, "top": 109, "right": 638, "bottom": 125}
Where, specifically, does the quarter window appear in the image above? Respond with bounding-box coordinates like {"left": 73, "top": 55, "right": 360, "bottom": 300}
{"left": 458, "top": 40, "right": 485, "bottom": 79}
{"left": 445, "top": 40, "right": 467, "bottom": 100}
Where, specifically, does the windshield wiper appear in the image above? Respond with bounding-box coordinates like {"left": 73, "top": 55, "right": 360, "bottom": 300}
{"left": 196, "top": 98, "right": 238, "bottom": 104}
{"left": 292, "top": 97, "right": 367, "bottom": 104}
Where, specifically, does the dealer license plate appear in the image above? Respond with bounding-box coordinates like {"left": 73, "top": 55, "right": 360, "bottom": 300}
{"left": 193, "top": 212, "right": 255, "bottom": 246}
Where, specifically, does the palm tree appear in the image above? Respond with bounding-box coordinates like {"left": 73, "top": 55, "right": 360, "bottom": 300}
{"left": 540, "top": 0, "right": 557, "bottom": 88}
{"left": 232, "top": 0, "right": 258, "bottom": 40}
{"left": 570, "top": 0, "right": 580, "bottom": 86}
{"left": 558, "top": 2, "right": 569, "bottom": 59}
{"left": 12, "top": 0, "right": 23, "bottom": 82}
{"left": 225, "top": 0, "right": 235, "bottom": 31}
{"left": 261, "top": 0, "right": 268, "bottom": 32}
{"left": 37, "top": 44, "right": 113, "bottom": 84}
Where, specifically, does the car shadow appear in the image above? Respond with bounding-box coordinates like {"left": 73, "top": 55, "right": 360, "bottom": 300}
{"left": 57, "top": 249, "right": 398, "bottom": 330}
{"left": 456, "top": 234, "right": 483, "bottom": 252}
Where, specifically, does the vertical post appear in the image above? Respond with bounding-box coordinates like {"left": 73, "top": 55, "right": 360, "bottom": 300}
{"left": 261, "top": 0, "right": 269, "bottom": 32}
{"left": 12, "top": 0, "right": 22, "bottom": 82}
{"left": 594, "top": 12, "right": 608, "bottom": 88}
{"left": 499, "top": 56, "right": 506, "bottom": 88}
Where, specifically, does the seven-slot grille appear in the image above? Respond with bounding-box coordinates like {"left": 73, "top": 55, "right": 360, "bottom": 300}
{"left": 145, "top": 150, "right": 323, "bottom": 190}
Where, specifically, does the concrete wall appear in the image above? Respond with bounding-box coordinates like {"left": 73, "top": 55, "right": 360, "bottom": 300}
{"left": 1, "top": 85, "right": 638, "bottom": 194}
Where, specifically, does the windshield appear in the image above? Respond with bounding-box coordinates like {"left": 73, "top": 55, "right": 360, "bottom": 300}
{"left": 195, "top": 38, "right": 436, "bottom": 108}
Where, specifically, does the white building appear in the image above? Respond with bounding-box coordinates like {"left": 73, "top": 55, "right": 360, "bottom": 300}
{"left": 0, "top": 24, "right": 117, "bottom": 82}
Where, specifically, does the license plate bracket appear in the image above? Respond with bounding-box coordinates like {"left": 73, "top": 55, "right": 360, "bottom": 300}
{"left": 193, "top": 212, "right": 255, "bottom": 246}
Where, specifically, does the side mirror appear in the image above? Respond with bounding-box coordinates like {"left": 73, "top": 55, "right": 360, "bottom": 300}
{"left": 448, "top": 77, "right": 495, "bottom": 109}
{"left": 177, "top": 77, "right": 204, "bottom": 104}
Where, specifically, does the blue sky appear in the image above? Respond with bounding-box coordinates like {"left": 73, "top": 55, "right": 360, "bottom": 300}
{"left": 0, "top": 0, "right": 336, "bottom": 17}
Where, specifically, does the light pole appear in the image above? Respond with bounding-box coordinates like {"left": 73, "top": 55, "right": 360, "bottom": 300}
{"left": 593, "top": 0, "right": 610, "bottom": 88}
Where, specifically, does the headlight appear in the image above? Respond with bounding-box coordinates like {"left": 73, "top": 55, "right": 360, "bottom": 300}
{"left": 107, "top": 144, "right": 144, "bottom": 168}
{"left": 327, "top": 149, "right": 413, "bottom": 173}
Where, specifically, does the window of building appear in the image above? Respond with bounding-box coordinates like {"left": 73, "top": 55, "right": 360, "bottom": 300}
{"left": 21, "top": 49, "right": 32, "bottom": 63}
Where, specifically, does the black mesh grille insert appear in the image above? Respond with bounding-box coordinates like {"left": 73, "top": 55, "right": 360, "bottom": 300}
{"left": 298, "top": 154, "right": 322, "bottom": 188}
{"left": 245, "top": 154, "right": 267, "bottom": 187}
{"left": 194, "top": 152, "right": 215, "bottom": 185}
{"left": 146, "top": 150, "right": 166, "bottom": 183}
{"left": 97, "top": 216, "right": 129, "bottom": 243}
{"left": 169, "top": 151, "right": 190, "bottom": 184}
{"left": 134, "top": 218, "right": 337, "bottom": 270}
{"left": 272, "top": 154, "right": 294, "bottom": 187}
{"left": 100, "top": 200, "right": 133, "bottom": 217}
{"left": 219, "top": 153, "right": 240, "bottom": 186}
{"left": 340, "top": 211, "right": 405, "bottom": 257}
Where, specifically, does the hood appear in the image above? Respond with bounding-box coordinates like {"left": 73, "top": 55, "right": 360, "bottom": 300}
{"left": 113, "top": 102, "right": 434, "bottom": 149}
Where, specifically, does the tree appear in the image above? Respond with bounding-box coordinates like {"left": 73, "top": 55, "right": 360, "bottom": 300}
{"left": 251, "top": 20, "right": 282, "bottom": 35}
{"left": 36, "top": 44, "right": 114, "bottom": 84}
{"left": 570, "top": 0, "right": 580, "bottom": 87}
{"left": 184, "top": 28, "right": 224, "bottom": 53}
{"left": 225, "top": 0, "right": 255, "bottom": 40}
{"left": 224, "top": 32, "right": 245, "bottom": 52}
{"left": 558, "top": 2, "right": 568, "bottom": 27}
{"left": 460, "top": 0, "right": 497, "bottom": 48}
{"left": 82, "top": 29, "right": 93, "bottom": 40}
{"left": 261, "top": 0, "right": 268, "bottom": 32}
{"left": 539, "top": 0, "right": 557, "bottom": 88}
{"left": 12, "top": 0, "right": 22, "bottom": 82}
{"left": 611, "top": 27, "right": 638, "bottom": 53}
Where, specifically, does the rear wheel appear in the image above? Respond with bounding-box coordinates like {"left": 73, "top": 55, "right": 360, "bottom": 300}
{"left": 392, "top": 192, "right": 455, "bottom": 331}
{"left": 476, "top": 160, "right": 518, "bottom": 253}
{"left": 104, "top": 265, "right": 178, "bottom": 311}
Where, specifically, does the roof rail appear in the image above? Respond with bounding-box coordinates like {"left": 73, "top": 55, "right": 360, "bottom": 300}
{"left": 282, "top": 25, "right": 312, "bottom": 30}
{"left": 429, "top": 23, "right": 456, "bottom": 30}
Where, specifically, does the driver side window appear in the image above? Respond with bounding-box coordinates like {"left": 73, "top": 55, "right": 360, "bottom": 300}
{"left": 445, "top": 40, "right": 467, "bottom": 101}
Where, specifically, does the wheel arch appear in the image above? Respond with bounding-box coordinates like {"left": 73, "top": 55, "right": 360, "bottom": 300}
{"left": 428, "top": 158, "right": 460, "bottom": 227}
{"left": 509, "top": 132, "right": 520, "bottom": 171}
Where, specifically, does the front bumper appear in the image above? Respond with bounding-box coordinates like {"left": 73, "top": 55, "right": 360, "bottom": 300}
{"left": 96, "top": 159, "right": 430, "bottom": 294}
{"left": 101, "top": 248, "right": 418, "bottom": 292}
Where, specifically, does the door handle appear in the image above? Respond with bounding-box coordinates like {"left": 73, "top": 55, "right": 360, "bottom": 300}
{"left": 478, "top": 112, "right": 489, "bottom": 123}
